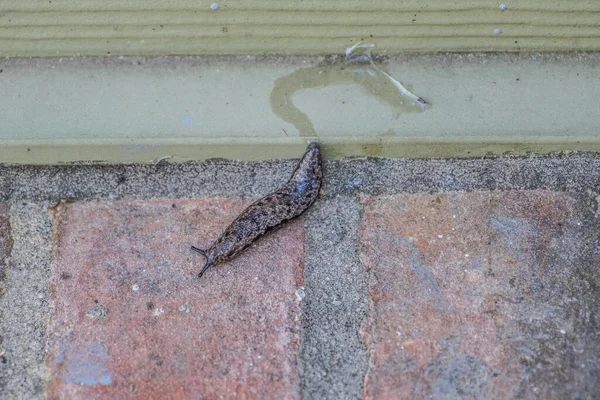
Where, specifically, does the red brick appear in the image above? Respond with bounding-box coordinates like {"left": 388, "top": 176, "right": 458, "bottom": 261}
{"left": 359, "top": 191, "right": 580, "bottom": 399}
{"left": 48, "top": 199, "right": 303, "bottom": 399}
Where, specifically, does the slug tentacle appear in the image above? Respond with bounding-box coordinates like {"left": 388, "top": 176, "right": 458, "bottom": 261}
{"left": 191, "top": 246, "right": 214, "bottom": 277}
{"left": 198, "top": 259, "right": 213, "bottom": 278}
{"left": 190, "top": 246, "right": 206, "bottom": 255}
{"left": 192, "top": 142, "right": 322, "bottom": 278}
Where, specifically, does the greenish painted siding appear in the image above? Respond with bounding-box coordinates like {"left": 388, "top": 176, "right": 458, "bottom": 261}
{"left": 1, "top": 53, "right": 599, "bottom": 164}
{"left": 1, "top": 0, "right": 599, "bottom": 57}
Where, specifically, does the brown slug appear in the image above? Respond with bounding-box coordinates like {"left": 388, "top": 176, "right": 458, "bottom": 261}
{"left": 192, "top": 141, "right": 323, "bottom": 277}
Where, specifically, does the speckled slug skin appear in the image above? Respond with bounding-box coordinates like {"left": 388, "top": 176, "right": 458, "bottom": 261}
{"left": 192, "top": 142, "right": 323, "bottom": 277}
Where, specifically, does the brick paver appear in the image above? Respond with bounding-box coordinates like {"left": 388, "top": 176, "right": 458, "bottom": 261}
{"left": 359, "top": 190, "right": 598, "bottom": 399}
{"left": 48, "top": 199, "right": 304, "bottom": 399}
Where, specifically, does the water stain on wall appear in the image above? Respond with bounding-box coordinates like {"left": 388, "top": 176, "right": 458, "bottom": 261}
{"left": 270, "top": 43, "right": 429, "bottom": 138}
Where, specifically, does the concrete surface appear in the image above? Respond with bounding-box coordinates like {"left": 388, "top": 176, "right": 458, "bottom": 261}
{"left": 301, "top": 195, "right": 368, "bottom": 399}
{"left": 0, "top": 202, "right": 52, "bottom": 397}
{"left": 1, "top": 53, "right": 600, "bottom": 164}
{"left": 0, "top": 152, "right": 599, "bottom": 399}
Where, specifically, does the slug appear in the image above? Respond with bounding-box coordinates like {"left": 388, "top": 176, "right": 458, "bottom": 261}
{"left": 192, "top": 141, "right": 323, "bottom": 277}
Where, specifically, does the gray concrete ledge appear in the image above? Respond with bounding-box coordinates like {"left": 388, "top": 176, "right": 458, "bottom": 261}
{"left": 1, "top": 152, "right": 599, "bottom": 202}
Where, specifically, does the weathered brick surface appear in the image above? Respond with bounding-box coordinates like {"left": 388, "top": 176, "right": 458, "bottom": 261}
{"left": 48, "top": 199, "right": 304, "bottom": 399}
{"left": 359, "top": 190, "right": 600, "bottom": 399}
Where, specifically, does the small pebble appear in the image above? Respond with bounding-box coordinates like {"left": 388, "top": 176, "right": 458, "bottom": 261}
{"left": 86, "top": 303, "right": 109, "bottom": 320}
{"left": 295, "top": 287, "right": 306, "bottom": 301}
{"left": 210, "top": 3, "right": 220, "bottom": 10}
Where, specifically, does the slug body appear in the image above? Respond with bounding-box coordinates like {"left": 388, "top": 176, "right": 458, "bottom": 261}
{"left": 192, "top": 142, "right": 322, "bottom": 277}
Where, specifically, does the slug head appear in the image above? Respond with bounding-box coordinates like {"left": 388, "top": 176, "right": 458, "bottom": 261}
{"left": 191, "top": 246, "right": 213, "bottom": 278}
{"left": 290, "top": 141, "right": 322, "bottom": 185}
